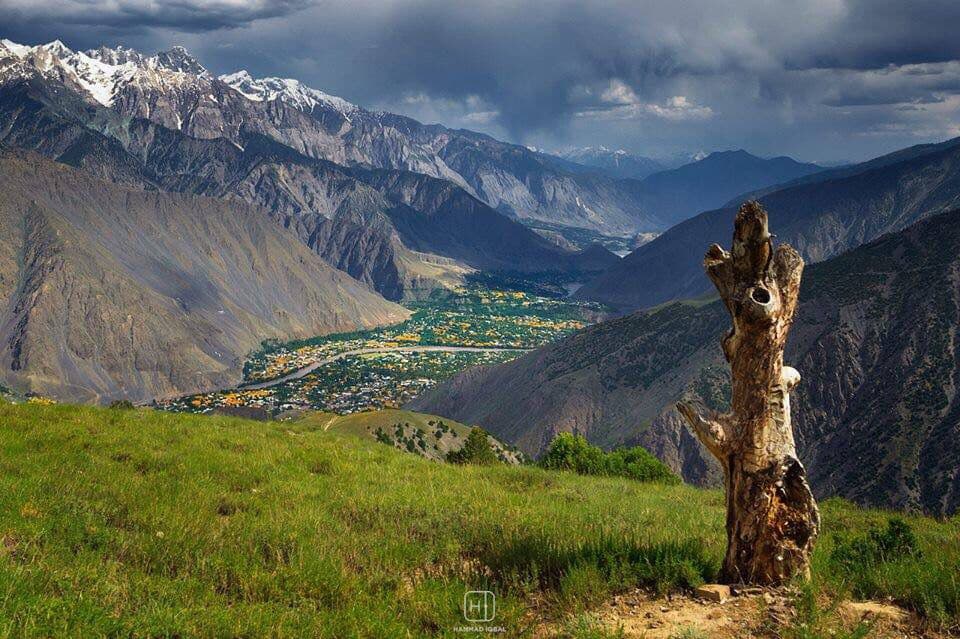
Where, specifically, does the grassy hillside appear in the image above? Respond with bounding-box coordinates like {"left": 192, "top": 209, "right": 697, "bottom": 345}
{"left": 293, "top": 409, "right": 526, "bottom": 463}
{"left": 0, "top": 402, "right": 958, "bottom": 637}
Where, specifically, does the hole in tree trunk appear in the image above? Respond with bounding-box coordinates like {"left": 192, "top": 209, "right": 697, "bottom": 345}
{"left": 751, "top": 287, "right": 771, "bottom": 304}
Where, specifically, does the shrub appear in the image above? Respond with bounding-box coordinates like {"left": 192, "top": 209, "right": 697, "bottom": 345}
{"left": 109, "top": 400, "right": 135, "bottom": 410}
{"left": 539, "top": 433, "right": 678, "bottom": 484}
{"left": 446, "top": 428, "right": 500, "bottom": 465}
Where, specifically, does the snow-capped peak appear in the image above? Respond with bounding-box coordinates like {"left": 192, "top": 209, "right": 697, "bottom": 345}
{"left": 561, "top": 146, "right": 634, "bottom": 160}
{"left": 39, "top": 39, "right": 73, "bottom": 56}
{"left": 0, "top": 39, "right": 215, "bottom": 107}
{"left": 2, "top": 38, "right": 359, "bottom": 124}
{"left": 220, "top": 70, "right": 358, "bottom": 119}
{"left": 152, "top": 46, "right": 208, "bottom": 76}
{"left": 84, "top": 45, "right": 147, "bottom": 68}
{"left": 0, "top": 39, "right": 125, "bottom": 102}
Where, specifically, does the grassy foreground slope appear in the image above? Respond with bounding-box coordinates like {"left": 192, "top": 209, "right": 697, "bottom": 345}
{"left": 293, "top": 409, "right": 526, "bottom": 463}
{"left": 0, "top": 403, "right": 958, "bottom": 637}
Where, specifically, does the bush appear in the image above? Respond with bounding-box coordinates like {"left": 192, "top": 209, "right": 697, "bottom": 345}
{"left": 446, "top": 427, "right": 500, "bottom": 465}
{"left": 539, "top": 433, "right": 678, "bottom": 484}
{"left": 109, "top": 400, "right": 135, "bottom": 410}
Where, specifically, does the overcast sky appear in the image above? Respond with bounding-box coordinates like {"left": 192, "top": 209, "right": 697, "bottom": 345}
{"left": 3, "top": 0, "right": 959, "bottom": 162}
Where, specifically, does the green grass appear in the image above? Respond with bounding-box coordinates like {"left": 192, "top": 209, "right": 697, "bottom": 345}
{"left": 0, "top": 403, "right": 958, "bottom": 637}
{"left": 292, "top": 409, "right": 525, "bottom": 463}
{"left": 297, "top": 408, "right": 472, "bottom": 439}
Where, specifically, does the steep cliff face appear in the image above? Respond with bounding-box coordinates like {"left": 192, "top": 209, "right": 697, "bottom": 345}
{"left": 412, "top": 210, "right": 960, "bottom": 514}
{"left": 0, "top": 152, "right": 408, "bottom": 404}
{"left": 575, "top": 141, "right": 960, "bottom": 310}
{"left": 789, "top": 219, "right": 960, "bottom": 514}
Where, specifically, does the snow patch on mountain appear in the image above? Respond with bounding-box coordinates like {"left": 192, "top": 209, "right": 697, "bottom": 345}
{"left": 0, "top": 39, "right": 209, "bottom": 107}
{"left": 0, "top": 39, "right": 31, "bottom": 57}
{"left": 220, "top": 70, "right": 358, "bottom": 120}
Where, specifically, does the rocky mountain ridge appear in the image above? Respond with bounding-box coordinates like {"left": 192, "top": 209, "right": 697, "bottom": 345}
{"left": 0, "top": 38, "right": 662, "bottom": 235}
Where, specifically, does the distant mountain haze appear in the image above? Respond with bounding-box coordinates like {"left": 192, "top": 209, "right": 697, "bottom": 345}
{"left": 634, "top": 150, "right": 823, "bottom": 226}
{"left": 412, "top": 209, "right": 960, "bottom": 515}
{"left": 553, "top": 147, "right": 666, "bottom": 180}
{"left": 575, "top": 139, "right": 960, "bottom": 310}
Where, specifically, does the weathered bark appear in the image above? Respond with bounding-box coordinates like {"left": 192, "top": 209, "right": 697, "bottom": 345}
{"left": 677, "top": 201, "right": 819, "bottom": 585}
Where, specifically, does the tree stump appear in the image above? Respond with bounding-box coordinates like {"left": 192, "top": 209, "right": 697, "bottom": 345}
{"left": 677, "top": 201, "right": 819, "bottom": 585}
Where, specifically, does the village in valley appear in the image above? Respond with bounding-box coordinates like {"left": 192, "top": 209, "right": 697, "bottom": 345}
{"left": 157, "top": 285, "right": 604, "bottom": 416}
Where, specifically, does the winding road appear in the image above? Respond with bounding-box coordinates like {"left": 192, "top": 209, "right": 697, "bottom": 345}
{"left": 240, "top": 345, "right": 529, "bottom": 390}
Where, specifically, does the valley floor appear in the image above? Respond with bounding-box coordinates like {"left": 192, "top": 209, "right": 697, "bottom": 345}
{"left": 0, "top": 402, "right": 957, "bottom": 638}
{"left": 157, "top": 285, "right": 600, "bottom": 416}
{"left": 241, "top": 345, "right": 529, "bottom": 390}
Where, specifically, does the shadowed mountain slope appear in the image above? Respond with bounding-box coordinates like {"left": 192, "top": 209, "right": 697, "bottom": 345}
{"left": 633, "top": 150, "right": 822, "bottom": 225}
{"left": 575, "top": 141, "right": 960, "bottom": 310}
{"left": 0, "top": 151, "right": 408, "bottom": 404}
{"left": 413, "top": 209, "right": 960, "bottom": 515}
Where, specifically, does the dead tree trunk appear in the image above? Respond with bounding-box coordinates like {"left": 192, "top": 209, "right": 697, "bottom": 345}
{"left": 677, "top": 201, "right": 819, "bottom": 585}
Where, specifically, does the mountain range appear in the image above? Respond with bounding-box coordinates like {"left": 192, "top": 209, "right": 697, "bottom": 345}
{"left": 0, "top": 41, "right": 622, "bottom": 301}
{"left": 412, "top": 208, "right": 960, "bottom": 515}
{"left": 630, "top": 150, "right": 822, "bottom": 225}
{"left": 0, "top": 38, "right": 827, "bottom": 243}
{"left": 0, "top": 39, "right": 657, "bottom": 236}
{"left": 575, "top": 137, "right": 960, "bottom": 310}
{"left": 551, "top": 147, "right": 823, "bottom": 228}
{"left": 554, "top": 147, "right": 667, "bottom": 180}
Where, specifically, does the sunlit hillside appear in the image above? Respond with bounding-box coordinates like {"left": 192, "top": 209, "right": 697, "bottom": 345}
{"left": 0, "top": 402, "right": 957, "bottom": 637}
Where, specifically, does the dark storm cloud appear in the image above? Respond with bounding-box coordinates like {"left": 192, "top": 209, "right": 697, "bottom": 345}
{"left": 0, "top": 1, "right": 312, "bottom": 36}
{"left": 783, "top": 0, "right": 960, "bottom": 70}
{"left": 2, "top": 0, "right": 959, "bottom": 161}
